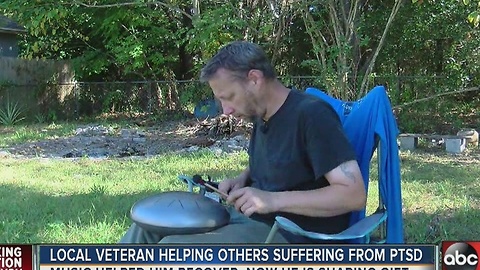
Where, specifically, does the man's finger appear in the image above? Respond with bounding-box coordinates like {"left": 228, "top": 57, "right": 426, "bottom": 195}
{"left": 227, "top": 187, "right": 246, "bottom": 204}
{"left": 242, "top": 205, "right": 256, "bottom": 217}
{"left": 233, "top": 192, "right": 250, "bottom": 212}
{"left": 239, "top": 200, "right": 251, "bottom": 214}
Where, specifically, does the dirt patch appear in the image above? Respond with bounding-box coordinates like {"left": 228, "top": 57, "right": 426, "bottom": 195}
{"left": 3, "top": 117, "right": 477, "bottom": 160}
{"left": 0, "top": 119, "right": 252, "bottom": 159}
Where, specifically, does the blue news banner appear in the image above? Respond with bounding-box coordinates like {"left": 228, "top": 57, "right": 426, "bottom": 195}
{"left": 38, "top": 245, "right": 438, "bottom": 270}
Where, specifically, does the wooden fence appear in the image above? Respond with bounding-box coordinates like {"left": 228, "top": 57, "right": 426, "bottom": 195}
{"left": 0, "top": 57, "right": 76, "bottom": 119}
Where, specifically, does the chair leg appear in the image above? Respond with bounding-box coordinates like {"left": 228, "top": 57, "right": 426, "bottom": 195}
{"left": 188, "top": 182, "right": 194, "bottom": 192}
{"left": 265, "top": 222, "right": 279, "bottom": 243}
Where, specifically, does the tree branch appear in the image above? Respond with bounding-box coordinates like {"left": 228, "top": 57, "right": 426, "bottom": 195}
{"left": 73, "top": 1, "right": 193, "bottom": 20}
{"left": 267, "top": 0, "right": 280, "bottom": 18}
{"left": 393, "top": 87, "right": 480, "bottom": 109}
{"left": 358, "top": 0, "right": 403, "bottom": 97}
{"left": 301, "top": 5, "right": 327, "bottom": 71}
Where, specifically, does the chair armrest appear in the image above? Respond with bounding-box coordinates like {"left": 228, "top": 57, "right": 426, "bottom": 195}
{"left": 274, "top": 209, "right": 387, "bottom": 241}
{"left": 178, "top": 175, "right": 219, "bottom": 201}
{"left": 178, "top": 175, "right": 203, "bottom": 193}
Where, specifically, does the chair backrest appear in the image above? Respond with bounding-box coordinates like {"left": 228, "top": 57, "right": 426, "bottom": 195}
{"left": 305, "top": 85, "right": 404, "bottom": 244}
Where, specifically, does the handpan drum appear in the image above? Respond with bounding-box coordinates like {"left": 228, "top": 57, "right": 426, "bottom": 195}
{"left": 130, "top": 191, "right": 230, "bottom": 235}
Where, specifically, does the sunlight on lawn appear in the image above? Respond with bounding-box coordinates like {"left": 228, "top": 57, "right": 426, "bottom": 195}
{"left": 1, "top": 142, "right": 479, "bottom": 243}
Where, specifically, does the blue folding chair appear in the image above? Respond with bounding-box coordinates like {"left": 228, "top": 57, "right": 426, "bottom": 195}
{"left": 265, "top": 85, "right": 404, "bottom": 244}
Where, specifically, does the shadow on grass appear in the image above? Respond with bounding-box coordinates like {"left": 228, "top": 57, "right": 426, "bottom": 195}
{"left": 401, "top": 158, "right": 479, "bottom": 183}
{"left": 3, "top": 180, "right": 479, "bottom": 244}
{"left": 0, "top": 183, "right": 150, "bottom": 243}
{"left": 0, "top": 166, "right": 243, "bottom": 243}
{"left": 398, "top": 153, "right": 480, "bottom": 202}
{"left": 403, "top": 206, "right": 480, "bottom": 244}
{"left": 398, "top": 152, "right": 480, "bottom": 243}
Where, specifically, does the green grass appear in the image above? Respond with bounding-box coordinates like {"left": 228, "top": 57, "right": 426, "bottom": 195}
{"left": 1, "top": 122, "right": 479, "bottom": 243}
{"left": 0, "top": 120, "right": 136, "bottom": 148}
{"left": 0, "top": 150, "right": 248, "bottom": 243}
{"left": 395, "top": 152, "right": 480, "bottom": 242}
{"left": 0, "top": 123, "right": 78, "bottom": 148}
{"left": 367, "top": 150, "right": 480, "bottom": 243}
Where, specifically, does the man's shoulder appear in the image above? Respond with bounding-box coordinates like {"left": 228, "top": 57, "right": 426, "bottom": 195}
{"left": 290, "top": 89, "right": 338, "bottom": 118}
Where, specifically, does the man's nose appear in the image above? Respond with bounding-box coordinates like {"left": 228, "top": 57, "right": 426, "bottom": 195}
{"left": 222, "top": 104, "right": 234, "bottom": 115}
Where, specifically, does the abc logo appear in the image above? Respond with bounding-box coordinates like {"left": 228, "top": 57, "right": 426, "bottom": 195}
{"left": 443, "top": 242, "right": 478, "bottom": 270}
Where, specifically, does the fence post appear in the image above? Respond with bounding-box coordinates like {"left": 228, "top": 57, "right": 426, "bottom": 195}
{"left": 74, "top": 82, "right": 79, "bottom": 120}
{"left": 147, "top": 81, "right": 152, "bottom": 113}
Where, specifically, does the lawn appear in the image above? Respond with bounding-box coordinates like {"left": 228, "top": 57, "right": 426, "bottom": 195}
{"left": 0, "top": 122, "right": 479, "bottom": 243}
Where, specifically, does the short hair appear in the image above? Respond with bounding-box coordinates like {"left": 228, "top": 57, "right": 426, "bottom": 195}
{"left": 200, "top": 41, "right": 277, "bottom": 82}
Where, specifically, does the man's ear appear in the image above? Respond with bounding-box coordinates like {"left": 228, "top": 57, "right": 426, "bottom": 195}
{"left": 247, "top": 69, "right": 264, "bottom": 85}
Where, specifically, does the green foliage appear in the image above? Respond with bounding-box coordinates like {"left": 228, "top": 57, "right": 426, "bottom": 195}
{"left": 178, "top": 81, "right": 213, "bottom": 110}
{"left": 1, "top": 0, "right": 480, "bottom": 133}
{"left": 102, "top": 89, "right": 129, "bottom": 113}
{"left": 48, "top": 109, "right": 58, "bottom": 123}
{"left": 186, "top": 4, "right": 248, "bottom": 58}
{"left": 34, "top": 113, "right": 47, "bottom": 124}
{"left": 0, "top": 0, "right": 83, "bottom": 59}
{"left": 376, "top": 0, "right": 480, "bottom": 133}
{"left": 0, "top": 80, "right": 14, "bottom": 91}
{"left": 0, "top": 100, "right": 25, "bottom": 126}
{"left": 467, "top": 10, "right": 480, "bottom": 26}
{"left": 395, "top": 89, "right": 480, "bottom": 134}
{"left": 462, "top": 0, "right": 480, "bottom": 27}
{"left": 0, "top": 0, "right": 181, "bottom": 81}
{"left": 412, "top": 0, "right": 480, "bottom": 27}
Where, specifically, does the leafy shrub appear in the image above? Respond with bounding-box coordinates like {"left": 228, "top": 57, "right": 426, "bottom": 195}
{"left": 0, "top": 100, "right": 25, "bottom": 126}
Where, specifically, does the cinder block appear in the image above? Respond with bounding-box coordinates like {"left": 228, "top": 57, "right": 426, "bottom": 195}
{"left": 398, "top": 136, "right": 418, "bottom": 150}
{"left": 457, "top": 129, "right": 479, "bottom": 147}
{"left": 445, "top": 138, "right": 466, "bottom": 154}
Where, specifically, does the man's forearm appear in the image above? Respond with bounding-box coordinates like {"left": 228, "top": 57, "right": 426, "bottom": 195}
{"left": 271, "top": 185, "right": 366, "bottom": 217}
{"left": 270, "top": 160, "right": 366, "bottom": 217}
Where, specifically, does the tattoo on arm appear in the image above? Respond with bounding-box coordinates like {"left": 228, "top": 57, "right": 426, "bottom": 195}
{"left": 340, "top": 162, "right": 356, "bottom": 183}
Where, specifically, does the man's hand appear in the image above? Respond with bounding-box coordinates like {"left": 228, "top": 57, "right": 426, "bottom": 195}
{"left": 218, "top": 168, "right": 250, "bottom": 195}
{"left": 227, "top": 187, "right": 277, "bottom": 217}
{"left": 218, "top": 177, "right": 246, "bottom": 195}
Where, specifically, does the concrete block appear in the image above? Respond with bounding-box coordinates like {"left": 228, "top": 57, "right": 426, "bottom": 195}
{"left": 457, "top": 129, "right": 479, "bottom": 147}
{"left": 398, "top": 136, "right": 418, "bottom": 150}
{"left": 445, "top": 138, "right": 466, "bottom": 154}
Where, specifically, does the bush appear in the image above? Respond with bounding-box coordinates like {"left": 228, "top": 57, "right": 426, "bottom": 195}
{"left": 0, "top": 100, "right": 25, "bottom": 126}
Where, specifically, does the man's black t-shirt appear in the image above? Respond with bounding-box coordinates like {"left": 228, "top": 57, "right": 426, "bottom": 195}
{"left": 247, "top": 89, "right": 357, "bottom": 243}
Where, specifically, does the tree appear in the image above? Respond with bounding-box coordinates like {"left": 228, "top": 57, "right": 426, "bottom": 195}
{"left": 412, "top": 0, "right": 480, "bottom": 27}
{"left": 297, "top": 0, "right": 404, "bottom": 99}
{"left": 0, "top": 0, "right": 202, "bottom": 111}
{"left": 2, "top": 0, "right": 479, "bottom": 117}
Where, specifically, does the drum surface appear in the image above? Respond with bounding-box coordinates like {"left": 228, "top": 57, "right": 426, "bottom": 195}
{"left": 130, "top": 191, "right": 230, "bottom": 234}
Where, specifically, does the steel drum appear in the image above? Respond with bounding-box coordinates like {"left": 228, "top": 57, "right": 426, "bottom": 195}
{"left": 130, "top": 191, "right": 230, "bottom": 234}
